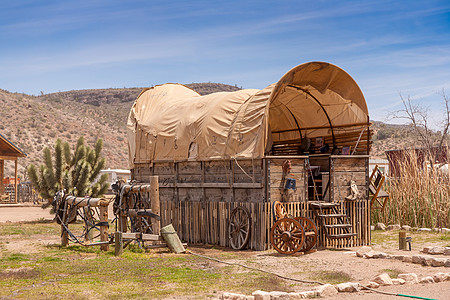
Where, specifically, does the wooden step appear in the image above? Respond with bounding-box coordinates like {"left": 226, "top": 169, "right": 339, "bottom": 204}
{"left": 328, "top": 233, "right": 358, "bottom": 239}
{"left": 317, "top": 214, "right": 347, "bottom": 218}
{"left": 324, "top": 224, "right": 352, "bottom": 229}
{"left": 309, "top": 202, "right": 340, "bottom": 209}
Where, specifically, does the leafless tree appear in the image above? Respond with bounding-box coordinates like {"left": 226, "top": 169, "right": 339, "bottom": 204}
{"left": 391, "top": 89, "right": 450, "bottom": 152}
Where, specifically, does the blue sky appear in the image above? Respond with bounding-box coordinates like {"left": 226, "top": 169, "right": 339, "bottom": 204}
{"left": 1, "top": 0, "right": 450, "bottom": 124}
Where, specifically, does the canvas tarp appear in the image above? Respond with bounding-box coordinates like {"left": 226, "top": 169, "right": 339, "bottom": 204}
{"left": 127, "top": 62, "right": 369, "bottom": 166}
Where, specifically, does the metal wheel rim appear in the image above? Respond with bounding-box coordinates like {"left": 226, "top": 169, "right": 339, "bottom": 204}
{"left": 228, "top": 206, "right": 251, "bottom": 250}
{"left": 270, "top": 218, "right": 305, "bottom": 255}
{"left": 294, "top": 216, "right": 318, "bottom": 252}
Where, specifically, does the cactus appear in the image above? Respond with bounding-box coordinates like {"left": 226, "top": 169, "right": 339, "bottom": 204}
{"left": 27, "top": 136, "right": 109, "bottom": 202}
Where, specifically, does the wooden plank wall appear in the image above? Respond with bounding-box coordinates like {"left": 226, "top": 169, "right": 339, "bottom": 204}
{"left": 133, "top": 155, "right": 371, "bottom": 250}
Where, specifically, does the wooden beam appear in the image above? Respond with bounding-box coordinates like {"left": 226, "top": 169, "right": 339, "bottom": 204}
{"left": 14, "top": 160, "right": 18, "bottom": 203}
{"left": 272, "top": 122, "right": 372, "bottom": 134}
{"left": 0, "top": 156, "right": 17, "bottom": 161}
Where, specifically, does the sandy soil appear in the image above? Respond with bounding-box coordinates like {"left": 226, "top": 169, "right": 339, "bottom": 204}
{"left": 1, "top": 206, "right": 449, "bottom": 299}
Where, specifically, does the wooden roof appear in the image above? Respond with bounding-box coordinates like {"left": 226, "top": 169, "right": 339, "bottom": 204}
{"left": 0, "top": 133, "right": 26, "bottom": 159}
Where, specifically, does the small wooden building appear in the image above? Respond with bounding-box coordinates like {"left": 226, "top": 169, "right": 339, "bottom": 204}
{"left": 0, "top": 133, "right": 26, "bottom": 203}
{"left": 127, "top": 62, "right": 372, "bottom": 250}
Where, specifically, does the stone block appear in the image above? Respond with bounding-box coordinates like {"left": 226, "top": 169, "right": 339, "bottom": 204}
{"left": 445, "top": 259, "right": 450, "bottom": 267}
{"left": 313, "top": 284, "right": 338, "bottom": 297}
{"left": 287, "top": 293, "right": 304, "bottom": 300}
{"left": 412, "top": 255, "right": 425, "bottom": 264}
{"left": 419, "top": 276, "right": 434, "bottom": 283}
{"left": 421, "top": 247, "right": 431, "bottom": 254}
{"left": 401, "top": 225, "right": 411, "bottom": 231}
{"left": 418, "top": 228, "right": 432, "bottom": 232}
{"left": 252, "top": 291, "right": 270, "bottom": 300}
{"left": 386, "top": 224, "right": 401, "bottom": 230}
{"left": 373, "top": 273, "right": 393, "bottom": 286}
{"left": 428, "top": 246, "right": 445, "bottom": 255}
{"left": 375, "top": 223, "right": 386, "bottom": 230}
{"left": 392, "top": 278, "right": 405, "bottom": 285}
{"left": 222, "top": 293, "right": 247, "bottom": 300}
{"left": 440, "top": 228, "right": 450, "bottom": 234}
{"left": 431, "top": 258, "right": 446, "bottom": 267}
{"left": 444, "top": 248, "right": 450, "bottom": 256}
{"left": 432, "top": 273, "right": 447, "bottom": 283}
{"left": 298, "top": 291, "right": 316, "bottom": 298}
{"left": 335, "top": 282, "right": 361, "bottom": 292}
{"left": 356, "top": 246, "right": 372, "bottom": 257}
{"left": 269, "top": 291, "right": 289, "bottom": 300}
{"left": 246, "top": 297, "right": 255, "bottom": 300}
{"left": 402, "top": 256, "right": 412, "bottom": 263}
{"left": 398, "top": 273, "right": 419, "bottom": 284}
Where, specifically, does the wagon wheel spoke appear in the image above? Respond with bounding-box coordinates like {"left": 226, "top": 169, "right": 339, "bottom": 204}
{"left": 228, "top": 206, "right": 251, "bottom": 250}
{"left": 294, "top": 216, "right": 318, "bottom": 252}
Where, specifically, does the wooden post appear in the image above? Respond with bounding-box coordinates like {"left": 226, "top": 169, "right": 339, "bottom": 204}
{"left": 0, "top": 160, "right": 4, "bottom": 195}
{"left": 99, "top": 205, "right": 109, "bottom": 251}
{"left": 399, "top": 231, "right": 407, "bottom": 250}
{"left": 114, "top": 231, "right": 123, "bottom": 256}
{"left": 14, "top": 160, "right": 18, "bottom": 203}
{"left": 150, "top": 176, "right": 160, "bottom": 235}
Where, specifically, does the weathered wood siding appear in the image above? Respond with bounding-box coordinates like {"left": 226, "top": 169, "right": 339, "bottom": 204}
{"left": 132, "top": 155, "right": 371, "bottom": 250}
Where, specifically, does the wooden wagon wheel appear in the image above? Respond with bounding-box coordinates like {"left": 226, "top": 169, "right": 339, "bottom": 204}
{"left": 272, "top": 201, "right": 288, "bottom": 222}
{"left": 270, "top": 218, "right": 305, "bottom": 255}
{"left": 294, "top": 216, "right": 318, "bottom": 252}
{"left": 228, "top": 206, "right": 251, "bottom": 250}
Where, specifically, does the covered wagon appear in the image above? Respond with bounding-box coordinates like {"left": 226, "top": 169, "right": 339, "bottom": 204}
{"left": 127, "top": 61, "right": 371, "bottom": 251}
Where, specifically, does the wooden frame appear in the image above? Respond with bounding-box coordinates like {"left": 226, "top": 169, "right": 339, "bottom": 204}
{"left": 369, "top": 165, "right": 389, "bottom": 210}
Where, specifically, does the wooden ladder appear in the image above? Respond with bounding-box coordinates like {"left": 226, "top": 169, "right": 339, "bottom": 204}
{"left": 309, "top": 202, "right": 357, "bottom": 240}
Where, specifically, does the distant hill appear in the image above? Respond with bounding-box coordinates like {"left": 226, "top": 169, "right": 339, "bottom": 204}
{"left": 0, "top": 83, "right": 240, "bottom": 177}
{"left": 0, "top": 82, "right": 439, "bottom": 178}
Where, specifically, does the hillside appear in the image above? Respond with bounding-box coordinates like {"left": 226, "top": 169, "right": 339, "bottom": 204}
{"left": 0, "top": 83, "right": 240, "bottom": 178}
{"left": 0, "top": 83, "right": 437, "bottom": 178}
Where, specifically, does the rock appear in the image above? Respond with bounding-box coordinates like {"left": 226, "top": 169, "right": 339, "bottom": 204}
{"left": 445, "top": 259, "right": 450, "bottom": 267}
{"left": 246, "top": 297, "right": 255, "bottom": 300}
{"left": 431, "top": 258, "right": 446, "bottom": 267}
{"left": 412, "top": 255, "right": 425, "bottom": 264}
{"left": 298, "top": 291, "right": 316, "bottom": 298}
{"left": 373, "top": 273, "right": 393, "bottom": 286}
{"left": 398, "top": 273, "right": 419, "bottom": 284}
{"left": 222, "top": 292, "right": 247, "bottom": 300}
{"left": 356, "top": 246, "right": 372, "bottom": 257}
{"left": 419, "top": 276, "right": 434, "bottom": 283}
{"left": 432, "top": 273, "right": 447, "bottom": 283}
{"left": 386, "top": 224, "right": 401, "bottom": 230}
{"left": 392, "top": 278, "right": 406, "bottom": 285}
{"left": 402, "top": 256, "right": 412, "bottom": 263}
{"left": 335, "top": 282, "right": 361, "bottom": 292}
{"left": 444, "top": 248, "right": 450, "bottom": 256}
{"left": 370, "top": 225, "right": 375, "bottom": 231}
{"left": 421, "top": 247, "right": 431, "bottom": 254}
{"left": 392, "top": 255, "right": 404, "bottom": 261}
{"left": 252, "top": 291, "right": 270, "bottom": 300}
{"left": 433, "top": 228, "right": 440, "bottom": 232}
{"left": 313, "top": 284, "right": 338, "bottom": 297}
{"left": 428, "top": 246, "right": 445, "bottom": 255}
{"left": 440, "top": 228, "right": 450, "bottom": 234}
{"left": 364, "top": 251, "right": 387, "bottom": 259}
{"left": 375, "top": 223, "right": 386, "bottom": 230}
{"left": 287, "top": 293, "right": 304, "bottom": 300}
{"left": 423, "top": 256, "right": 435, "bottom": 266}
{"left": 418, "top": 228, "right": 432, "bottom": 232}
{"left": 367, "top": 281, "right": 379, "bottom": 288}
{"left": 269, "top": 291, "right": 289, "bottom": 300}
{"left": 401, "top": 225, "right": 411, "bottom": 231}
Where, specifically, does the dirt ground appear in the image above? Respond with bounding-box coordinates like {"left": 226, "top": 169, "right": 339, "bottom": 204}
{"left": 1, "top": 205, "right": 449, "bottom": 299}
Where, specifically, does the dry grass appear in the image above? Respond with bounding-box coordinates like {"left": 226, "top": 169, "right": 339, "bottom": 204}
{"left": 372, "top": 150, "right": 450, "bottom": 228}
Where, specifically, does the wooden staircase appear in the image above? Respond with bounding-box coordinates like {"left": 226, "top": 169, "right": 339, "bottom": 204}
{"left": 309, "top": 202, "right": 357, "bottom": 240}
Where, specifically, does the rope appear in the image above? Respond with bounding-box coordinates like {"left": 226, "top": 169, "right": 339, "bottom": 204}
{"left": 186, "top": 249, "right": 324, "bottom": 285}
{"left": 233, "top": 158, "right": 254, "bottom": 181}
{"left": 187, "top": 250, "right": 436, "bottom": 299}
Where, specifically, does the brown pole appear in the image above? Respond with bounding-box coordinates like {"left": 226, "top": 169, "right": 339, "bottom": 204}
{"left": 14, "top": 160, "right": 18, "bottom": 203}
{"left": 150, "top": 176, "right": 160, "bottom": 235}
{"left": 99, "top": 205, "right": 109, "bottom": 251}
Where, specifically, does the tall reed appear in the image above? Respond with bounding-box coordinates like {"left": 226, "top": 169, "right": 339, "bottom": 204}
{"left": 372, "top": 150, "right": 450, "bottom": 228}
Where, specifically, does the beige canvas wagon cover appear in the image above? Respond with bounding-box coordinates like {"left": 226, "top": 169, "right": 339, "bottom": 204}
{"left": 127, "top": 62, "right": 369, "bottom": 166}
